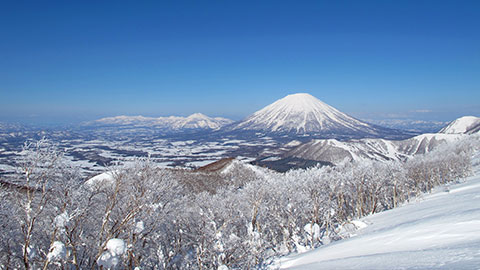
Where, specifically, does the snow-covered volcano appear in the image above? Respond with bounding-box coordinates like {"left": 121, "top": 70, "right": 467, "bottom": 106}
{"left": 229, "top": 93, "right": 397, "bottom": 138}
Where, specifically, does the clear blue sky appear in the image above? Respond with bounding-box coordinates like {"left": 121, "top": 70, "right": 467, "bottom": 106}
{"left": 1, "top": 0, "right": 479, "bottom": 124}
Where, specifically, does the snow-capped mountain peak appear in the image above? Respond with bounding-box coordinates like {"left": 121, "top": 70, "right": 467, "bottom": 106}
{"left": 88, "top": 113, "right": 233, "bottom": 132}
{"left": 175, "top": 113, "right": 233, "bottom": 130}
{"left": 263, "top": 93, "right": 332, "bottom": 113}
{"left": 230, "top": 93, "right": 397, "bottom": 138}
{"left": 186, "top": 113, "right": 209, "bottom": 119}
{"left": 439, "top": 116, "right": 480, "bottom": 134}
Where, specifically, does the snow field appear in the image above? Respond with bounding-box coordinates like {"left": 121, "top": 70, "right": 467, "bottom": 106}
{"left": 276, "top": 158, "right": 480, "bottom": 269}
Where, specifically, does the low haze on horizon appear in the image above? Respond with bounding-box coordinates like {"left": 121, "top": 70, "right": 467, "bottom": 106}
{"left": 1, "top": 1, "right": 479, "bottom": 125}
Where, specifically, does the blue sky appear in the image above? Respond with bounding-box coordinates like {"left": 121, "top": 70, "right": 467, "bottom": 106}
{"left": 1, "top": 1, "right": 479, "bottom": 124}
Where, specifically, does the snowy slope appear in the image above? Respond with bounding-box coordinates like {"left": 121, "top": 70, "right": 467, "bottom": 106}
{"left": 439, "top": 116, "right": 480, "bottom": 134}
{"left": 87, "top": 113, "right": 233, "bottom": 131}
{"left": 277, "top": 155, "right": 480, "bottom": 269}
{"left": 288, "top": 116, "right": 479, "bottom": 164}
{"left": 289, "top": 133, "right": 467, "bottom": 164}
{"left": 229, "top": 93, "right": 399, "bottom": 138}
{"left": 288, "top": 138, "right": 405, "bottom": 163}
{"left": 397, "top": 133, "right": 466, "bottom": 155}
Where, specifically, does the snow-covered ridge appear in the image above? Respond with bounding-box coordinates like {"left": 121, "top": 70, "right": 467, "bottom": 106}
{"left": 439, "top": 116, "right": 480, "bottom": 134}
{"left": 229, "top": 93, "right": 398, "bottom": 137}
{"left": 289, "top": 132, "right": 471, "bottom": 164}
{"left": 288, "top": 115, "right": 480, "bottom": 164}
{"left": 88, "top": 113, "right": 233, "bottom": 131}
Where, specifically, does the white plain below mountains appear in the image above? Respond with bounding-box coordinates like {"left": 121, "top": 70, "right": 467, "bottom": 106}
{"left": 0, "top": 93, "right": 479, "bottom": 176}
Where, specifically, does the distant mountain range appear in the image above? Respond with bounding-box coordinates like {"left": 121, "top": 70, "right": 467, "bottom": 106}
{"left": 362, "top": 119, "right": 448, "bottom": 133}
{"left": 85, "top": 94, "right": 477, "bottom": 144}
{"left": 86, "top": 113, "right": 233, "bottom": 132}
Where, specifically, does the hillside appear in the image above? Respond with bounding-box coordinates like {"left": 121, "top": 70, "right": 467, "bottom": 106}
{"left": 286, "top": 116, "right": 479, "bottom": 165}
{"left": 288, "top": 133, "right": 468, "bottom": 164}
{"left": 276, "top": 153, "right": 480, "bottom": 270}
{"left": 439, "top": 116, "right": 480, "bottom": 134}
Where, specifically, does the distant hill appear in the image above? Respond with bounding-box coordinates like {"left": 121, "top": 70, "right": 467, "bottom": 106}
{"left": 85, "top": 113, "right": 234, "bottom": 132}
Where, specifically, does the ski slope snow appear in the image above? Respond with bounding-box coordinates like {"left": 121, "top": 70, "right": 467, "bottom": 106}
{"left": 276, "top": 154, "right": 480, "bottom": 270}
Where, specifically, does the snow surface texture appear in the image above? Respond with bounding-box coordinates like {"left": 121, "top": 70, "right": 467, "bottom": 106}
{"left": 276, "top": 157, "right": 480, "bottom": 270}
{"left": 53, "top": 212, "right": 69, "bottom": 232}
{"left": 232, "top": 93, "right": 383, "bottom": 135}
{"left": 439, "top": 116, "right": 480, "bottom": 134}
{"left": 46, "top": 241, "right": 66, "bottom": 262}
{"left": 85, "top": 171, "right": 115, "bottom": 189}
{"left": 97, "top": 238, "right": 127, "bottom": 269}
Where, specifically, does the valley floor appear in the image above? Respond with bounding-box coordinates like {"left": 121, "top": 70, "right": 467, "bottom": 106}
{"left": 275, "top": 156, "right": 480, "bottom": 270}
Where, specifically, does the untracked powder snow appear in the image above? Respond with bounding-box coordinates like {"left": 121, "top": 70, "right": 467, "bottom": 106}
{"left": 275, "top": 160, "right": 480, "bottom": 270}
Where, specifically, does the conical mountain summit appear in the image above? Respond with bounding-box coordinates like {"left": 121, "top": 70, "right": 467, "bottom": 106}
{"left": 229, "top": 93, "right": 401, "bottom": 138}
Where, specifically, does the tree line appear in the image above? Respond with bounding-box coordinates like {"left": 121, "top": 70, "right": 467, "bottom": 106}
{"left": 0, "top": 135, "right": 478, "bottom": 269}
